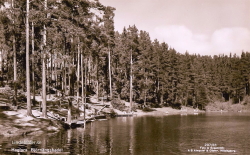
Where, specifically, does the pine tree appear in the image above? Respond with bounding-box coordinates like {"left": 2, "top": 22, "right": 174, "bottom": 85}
{"left": 26, "top": 0, "right": 32, "bottom": 116}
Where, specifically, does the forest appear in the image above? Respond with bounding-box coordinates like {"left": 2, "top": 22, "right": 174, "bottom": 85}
{"left": 0, "top": 0, "right": 249, "bottom": 115}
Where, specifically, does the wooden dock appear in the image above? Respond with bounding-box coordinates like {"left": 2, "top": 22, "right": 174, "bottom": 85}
{"left": 64, "top": 115, "right": 107, "bottom": 129}
{"left": 115, "top": 113, "right": 136, "bottom": 117}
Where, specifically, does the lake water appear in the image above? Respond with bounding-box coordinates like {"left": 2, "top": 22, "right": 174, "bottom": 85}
{"left": 1, "top": 113, "right": 250, "bottom": 155}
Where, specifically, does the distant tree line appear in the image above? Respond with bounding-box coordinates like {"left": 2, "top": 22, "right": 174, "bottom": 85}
{"left": 0, "top": 0, "right": 249, "bottom": 112}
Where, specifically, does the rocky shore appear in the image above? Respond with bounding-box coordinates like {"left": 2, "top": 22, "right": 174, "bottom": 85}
{"left": 0, "top": 109, "right": 63, "bottom": 137}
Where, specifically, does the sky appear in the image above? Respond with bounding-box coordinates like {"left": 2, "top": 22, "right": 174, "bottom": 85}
{"left": 99, "top": 0, "right": 250, "bottom": 56}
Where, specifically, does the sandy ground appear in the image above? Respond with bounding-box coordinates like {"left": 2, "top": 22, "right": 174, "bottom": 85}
{"left": 135, "top": 106, "right": 205, "bottom": 116}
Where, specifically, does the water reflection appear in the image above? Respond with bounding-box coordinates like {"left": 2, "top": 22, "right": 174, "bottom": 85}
{"left": 178, "top": 113, "right": 250, "bottom": 154}
{"left": 1, "top": 113, "right": 250, "bottom": 155}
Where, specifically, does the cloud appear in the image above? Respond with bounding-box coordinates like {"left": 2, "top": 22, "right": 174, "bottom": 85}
{"left": 211, "top": 27, "right": 250, "bottom": 55}
{"left": 153, "top": 25, "right": 250, "bottom": 56}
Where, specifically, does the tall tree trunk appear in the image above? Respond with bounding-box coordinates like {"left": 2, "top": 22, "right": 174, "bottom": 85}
{"left": 41, "top": 0, "right": 47, "bottom": 118}
{"left": 157, "top": 77, "right": 160, "bottom": 103}
{"left": 108, "top": 44, "right": 112, "bottom": 100}
{"left": 42, "top": 36, "right": 47, "bottom": 118}
{"left": 67, "top": 98, "right": 72, "bottom": 124}
{"left": 62, "top": 35, "right": 67, "bottom": 97}
{"left": 160, "top": 85, "right": 163, "bottom": 105}
{"left": 77, "top": 41, "right": 80, "bottom": 107}
{"left": 84, "top": 58, "right": 87, "bottom": 104}
{"left": 12, "top": 0, "right": 17, "bottom": 106}
{"left": 68, "top": 72, "right": 71, "bottom": 96}
{"left": 96, "top": 59, "right": 99, "bottom": 101}
{"left": 0, "top": 50, "right": 2, "bottom": 79}
{"left": 48, "top": 52, "right": 52, "bottom": 99}
{"left": 54, "top": 54, "right": 57, "bottom": 96}
{"left": 61, "top": 63, "right": 63, "bottom": 95}
{"left": 6, "top": 57, "right": 8, "bottom": 84}
{"left": 64, "top": 61, "right": 66, "bottom": 96}
{"left": 144, "top": 76, "right": 147, "bottom": 107}
{"left": 81, "top": 52, "right": 86, "bottom": 128}
{"left": 31, "top": 21, "right": 35, "bottom": 104}
{"left": 130, "top": 49, "right": 133, "bottom": 112}
{"left": 13, "top": 31, "right": 17, "bottom": 106}
{"left": 88, "top": 57, "right": 91, "bottom": 88}
{"left": 26, "top": 0, "right": 32, "bottom": 116}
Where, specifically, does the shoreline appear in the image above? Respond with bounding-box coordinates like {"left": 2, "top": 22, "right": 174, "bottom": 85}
{"left": 0, "top": 109, "right": 63, "bottom": 137}
{"left": 134, "top": 107, "right": 205, "bottom": 116}
{"left": 134, "top": 107, "right": 250, "bottom": 116}
{"left": 0, "top": 105, "right": 203, "bottom": 137}
{"left": 1, "top": 101, "right": 249, "bottom": 138}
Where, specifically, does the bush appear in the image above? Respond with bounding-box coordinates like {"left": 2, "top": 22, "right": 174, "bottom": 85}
{"left": 142, "top": 107, "right": 155, "bottom": 112}
{"left": 0, "top": 80, "right": 5, "bottom": 87}
{"left": 131, "top": 104, "right": 137, "bottom": 112}
{"left": 171, "top": 102, "right": 182, "bottom": 109}
{"left": 111, "top": 98, "right": 127, "bottom": 111}
{"left": 49, "top": 89, "right": 56, "bottom": 94}
{"left": 47, "top": 100, "right": 60, "bottom": 107}
{"left": 32, "top": 99, "right": 39, "bottom": 106}
{"left": 17, "top": 94, "right": 27, "bottom": 103}
{"left": 205, "top": 101, "right": 246, "bottom": 112}
{"left": 242, "top": 96, "right": 250, "bottom": 105}
{"left": 151, "top": 103, "right": 162, "bottom": 108}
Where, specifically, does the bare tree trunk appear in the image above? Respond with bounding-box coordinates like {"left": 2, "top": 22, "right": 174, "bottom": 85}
{"left": 130, "top": 49, "right": 133, "bottom": 112}
{"left": 48, "top": 52, "right": 52, "bottom": 99}
{"left": 61, "top": 63, "right": 63, "bottom": 95}
{"left": 12, "top": 0, "right": 17, "bottom": 106}
{"left": 81, "top": 53, "right": 86, "bottom": 128}
{"left": 84, "top": 58, "right": 87, "bottom": 104}
{"left": 88, "top": 56, "right": 91, "bottom": 87}
{"left": 67, "top": 99, "right": 72, "bottom": 124}
{"left": 41, "top": 0, "right": 47, "bottom": 118}
{"left": 0, "top": 50, "right": 2, "bottom": 79}
{"left": 68, "top": 73, "right": 71, "bottom": 96}
{"left": 31, "top": 21, "right": 35, "bottom": 104}
{"left": 54, "top": 54, "right": 57, "bottom": 96}
{"left": 64, "top": 61, "right": 66, "bottom": 96}
{"left": 13, "top": 31, "right": 17, "bottom": 106}
{"left": 26, "top": 0, "right": 32, "bottom": 116}
{"left": 76, "top": 41, "right": 80, "bottom": 107}
{"left": 160, "top": 85, "right": 163, "bottom": 105}
{"left": 144, "top": 76, "right": 147, "bottom": 107}
{"left": 157, "top": 77, "right": 160, "bottom": 103}
{"left": 96, "top": 60, "right": 99, "bottom": 102}
{"left": 41, "top": 39, "right": 47, "bottom": 118}
{"left": 108, "top": 44, "right": 112, "bottom": 100}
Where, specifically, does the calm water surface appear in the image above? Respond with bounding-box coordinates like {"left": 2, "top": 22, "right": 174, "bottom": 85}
{"left": 1, "top": 113, "right": 250, "bottom": 155}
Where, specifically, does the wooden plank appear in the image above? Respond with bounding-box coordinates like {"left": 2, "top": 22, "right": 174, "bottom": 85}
{"left": 115, "top": 114, "right": 136, "bottom": 117}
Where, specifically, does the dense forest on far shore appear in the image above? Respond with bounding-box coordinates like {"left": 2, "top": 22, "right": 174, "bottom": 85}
{"left": 0, "top": 0, "right": 249, "bottom": 113}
